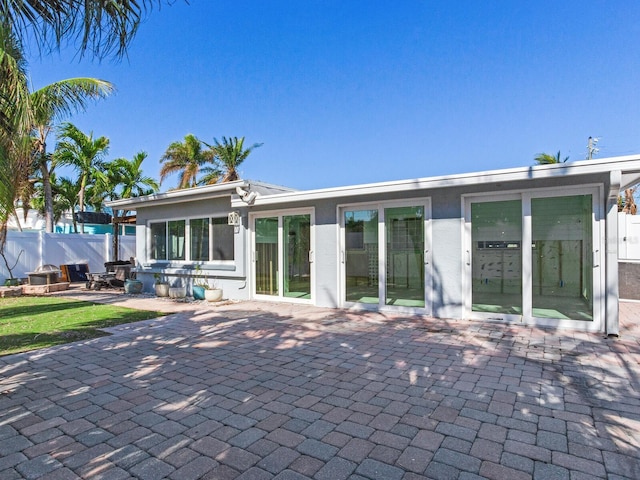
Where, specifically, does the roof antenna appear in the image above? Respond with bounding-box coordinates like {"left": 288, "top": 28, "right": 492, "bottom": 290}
{"left": 587, "top": 136, "right": 599, "bottom": 160}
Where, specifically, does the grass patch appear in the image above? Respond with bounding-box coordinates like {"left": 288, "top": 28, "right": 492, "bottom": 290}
{"left": 0, "top": 296, "right": 163, "bottom": 356}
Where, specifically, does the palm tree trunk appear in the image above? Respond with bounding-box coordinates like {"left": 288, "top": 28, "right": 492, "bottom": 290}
{"left": 40, "top": 163, "right": 55, "bottom": 233}
{"left": 79, "top": 176, "right": 86, "bottom": 234}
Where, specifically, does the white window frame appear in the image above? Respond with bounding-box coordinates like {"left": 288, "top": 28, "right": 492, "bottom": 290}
{"left": 249, "top": 208, "right": 316, "bottom": 304}
{"left": 146, "top": 214, "right": 236, "bottom": 266}
{"left": 338, "top": 198, "right": 432, "bottom": 316}
{"left": 462, "top": 184, "right": 604, "bottom": 331}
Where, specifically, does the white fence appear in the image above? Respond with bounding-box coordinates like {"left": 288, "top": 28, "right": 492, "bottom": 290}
{"left": 1, "top": 231, "right": 136, "bottom": 281}
{"left": 619, "top": 212, "right": 640, "bottom": 261}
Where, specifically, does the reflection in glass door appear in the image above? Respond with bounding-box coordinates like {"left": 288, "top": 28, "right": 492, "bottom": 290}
{"left": 343, "top": 203, "right": 429, "bottom": 310}
{"left": 532, "top": 195, "right": 593, "bottom": 321}
{"left": 253, "top": 212, "right": 313, "bottom": 301}
{"left": 255, "top": 217, "right": 278, "bottom": 296}
{"left": 344, "top": 209, "right": 379, "bottom": 304}
{"left": 385, "top": 206, "right": 425, "bottom": 307}
{"left": 284, "top": 215, "right": 311, "bottom": 299}
{"left": 471, "top": 200, "right": 523, "bottom": 315}
{"left": 467, "top": 191, "right": 598, "bottom": 326}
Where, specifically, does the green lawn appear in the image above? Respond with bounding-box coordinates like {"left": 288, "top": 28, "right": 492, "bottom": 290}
{"left": 0, "top": 296, "right": 163, "bottom": 356}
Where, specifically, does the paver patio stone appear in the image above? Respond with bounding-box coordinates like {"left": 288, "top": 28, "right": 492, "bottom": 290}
{"left": 1, "top": 293, "right": 640, "bottom": 479}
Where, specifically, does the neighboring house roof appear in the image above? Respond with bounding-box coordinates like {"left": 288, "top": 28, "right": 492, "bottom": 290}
{"left": 105, "top": 180, "right": 295, "bottom": 209}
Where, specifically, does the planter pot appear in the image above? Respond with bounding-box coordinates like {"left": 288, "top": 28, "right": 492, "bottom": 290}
{"left": 155, "top": 283, "right": 170, "bottom": 297}
{"left": 192, "top": 285, "right": 206, "bottom": 300}
{"left": 169, "top": 286, "right": 187, "bottom": 298}
{"left": 204, "top": 288, "right": 223, "bottom": 302}
{"left": 124, "top": 279, "right": 143, "bottom": 294}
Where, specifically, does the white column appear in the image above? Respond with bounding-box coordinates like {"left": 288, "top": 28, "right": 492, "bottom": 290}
{"left": 606, "top": 171, "right": 621, "bottom": 336}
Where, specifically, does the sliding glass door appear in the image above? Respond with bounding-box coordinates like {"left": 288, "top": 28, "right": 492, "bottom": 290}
{"left": 531, "top": 195, "right": 593, "bottom": 320}
{"left": 465, "top": 189, "right": 600, "bottom": 328}
{"left": 252, "top": 211, "right": 313, "bottom": 302}
{"left": 342, "top": 200, "right": 431, "bottom": 312}
{"left": 471, "top": 199, "right": 522, "bottom": 316}
{"left": 255, "top": 217, "right": 279, "bottom": 296}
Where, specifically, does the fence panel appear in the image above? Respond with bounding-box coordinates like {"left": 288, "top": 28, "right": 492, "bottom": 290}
{"left": 44, "top": 234, "right": 109, "bottom": 274}
{"left": 1, "top": 232, "right": 137, "bottom": 282}
{"left": 1, "top": 232, "right": 40, "bottom": 280}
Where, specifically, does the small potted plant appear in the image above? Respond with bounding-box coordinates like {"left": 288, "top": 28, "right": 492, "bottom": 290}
{"left": 154, "top": 272, "right": 170, "bottom": 297}
{"left": 192, "top": 266, "right": 207, "bottom": 300}
{"left": 204, "top": 278, "right": 223, "bottom": 302}
{"left": 169, "top": 280, "right": 187, "bottom": 299}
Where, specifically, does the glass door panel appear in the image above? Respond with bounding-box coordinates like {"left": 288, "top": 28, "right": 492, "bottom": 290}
{"left": 385, "top": 206, "right": 425, "bottom": 307}
{"left": 471, "top": 200, "right": 522, "bottom": 314}
{"left": 531, "top": 195, "right": 593, "bottom": 320}
{"left": 284, "top": 214, "right": 311, "bottom": 299}
{"left": 255, "top": 217, "right": 279, "bottom": 296}
{"left": 345, "top": 209, "right": 379, "bottom": 304}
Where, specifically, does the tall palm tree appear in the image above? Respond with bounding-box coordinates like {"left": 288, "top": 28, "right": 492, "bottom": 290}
{"left": 0, "top": 24, "right": 31, "bottom": 253}
{"left": 160, "top": 134, "right": 216, "bottom": 189}
{"left": 31, "top": 78, "right": 114, "bottom": 232}
{"left": 2, "top": 0, "right": 179, "bottom": 60}
{"left": 205, "top": 136, "right": 263, "bottom": 183}
{"left": 534, "top": 151, "right": 569, "bottom": 165}
{"left": 54, "top": 122, "right": 109, "bottom": 233}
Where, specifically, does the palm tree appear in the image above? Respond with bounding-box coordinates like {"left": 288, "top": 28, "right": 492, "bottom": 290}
{"left": 110, "top": 152, "right": 159, "bottom": 200}
{"left": 31, "top": 78, "right": 114, "bottom": 232}
{"left": 2, "top": 0, "right": 178, "bottom": 60}
{"left": 160, "top": 134, "right": 216, "bottom": 189}
{"left": 534, "top": 151, "right": 569, "bottom": 165}
{"left": 205, "top": 136, "right": 263, "bottom": 183}
{"left": 0, "top": 24, "right": 31, "bottom": 259}
{"left": 103, "top": 152, "right": 159, "bottom": 258}
{"left": 30, "top": 173, "right": 80, "bottom": 232}
{"left": 54, "top": 122, "right": 109, "bottom": 233}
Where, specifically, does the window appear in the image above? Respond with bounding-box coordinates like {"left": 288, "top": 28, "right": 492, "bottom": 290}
{"left": 150, "top": 222, "right": 166, "bottom": 260}
{"left": 168, "top": 220, "right": 186, "bottom": 260}
{"left": 212, "top": 217, "right": 234, "bottom": 261}
{"left": 149, "top": 216, "right": 234, "bottom": 262}
{"left": 191, "top": 218, "right": 209, "bottom": 261}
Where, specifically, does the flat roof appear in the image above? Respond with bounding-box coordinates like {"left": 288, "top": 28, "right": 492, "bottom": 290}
{"left": 231, "top": 154, "right": 640, "bottom": 207}
{"left": 106, "top": 154, "right": 640, "bottom": 210}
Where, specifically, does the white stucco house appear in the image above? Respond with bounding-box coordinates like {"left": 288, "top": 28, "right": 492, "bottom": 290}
{"left": 106, "top": 154, "right": 640, "bottom": 335}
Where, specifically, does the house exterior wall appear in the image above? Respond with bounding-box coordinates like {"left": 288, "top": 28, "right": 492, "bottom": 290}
{"left": 128, "top": 165, "right": 620, "bottom": 331}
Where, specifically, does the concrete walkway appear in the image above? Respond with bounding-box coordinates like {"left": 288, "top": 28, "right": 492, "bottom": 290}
{"left": 1, "top": 290, "right": 639, "bottom": 479}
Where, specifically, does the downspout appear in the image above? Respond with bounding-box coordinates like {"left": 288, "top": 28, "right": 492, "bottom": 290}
{"left": 606, "top": 170, "right": 621, "bottom": 336}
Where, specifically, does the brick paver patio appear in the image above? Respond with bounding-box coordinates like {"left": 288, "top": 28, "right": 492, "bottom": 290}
{"left": 1, "top": 291, "right": 639, "bottom": 479}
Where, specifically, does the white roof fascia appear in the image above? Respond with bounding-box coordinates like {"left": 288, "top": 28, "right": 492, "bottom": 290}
{"left": 105, "top": 180, "right": 295, "bottom": 210}
{"left": 231, "top": 154, "right": 640, "bottom": 208}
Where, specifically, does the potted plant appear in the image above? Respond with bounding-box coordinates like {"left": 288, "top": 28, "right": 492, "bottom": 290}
{"left": 169, "top": 285, "right": 186, "bottom": 298}
{"left": 154, "top": 272, "right": 169, "bottom": 297}
{"left": 204, "top": 278, "right": 223, "bottom": 302}
{"left": 124, "top": 278, "right": 143, "bottom": 294}
{"left": 192, "top": 266, "right": 207, "bottom": 300}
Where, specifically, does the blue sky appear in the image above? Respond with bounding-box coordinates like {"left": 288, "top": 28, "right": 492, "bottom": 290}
{"left": 27, "top": 0, "right": 640, "bottom": 192}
